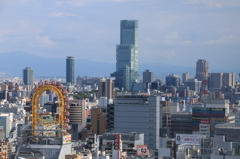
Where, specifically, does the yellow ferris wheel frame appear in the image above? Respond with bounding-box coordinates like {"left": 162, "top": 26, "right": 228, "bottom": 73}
{"left": 31, "top": 84, "right": 67, "bottom": 136}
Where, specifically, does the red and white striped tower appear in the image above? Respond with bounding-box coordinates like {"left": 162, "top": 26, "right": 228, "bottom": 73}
{"left": 202, "top": 70, "right": 209, "bottom": 99}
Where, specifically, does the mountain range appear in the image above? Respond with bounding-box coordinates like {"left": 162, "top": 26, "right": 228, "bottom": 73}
{"left": 0, "top": 51, "right": 238, "bottom": 79}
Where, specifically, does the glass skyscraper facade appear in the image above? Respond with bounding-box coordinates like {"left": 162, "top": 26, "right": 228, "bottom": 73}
{"left": 111, "top": 20, "right": 139, "bottom": 90}
{"left": 166, "top": 74, "right": 181, "bottom": 87}
{"left": 23, "top": 67, "right": 34, "bottom": 85}
{"left": 66, "top": 56, "right": 75, "bottom": 85}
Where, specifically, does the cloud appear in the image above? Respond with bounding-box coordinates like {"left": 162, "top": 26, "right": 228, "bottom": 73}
{"left": 184, "top": 0, "right": 222, "bottom": 8}
{"left": 28, "top": 36, "right": 56, "bottom": 48}
{"left": 164, "top": 32, "right": 179, "bottom": 44}
{"left": 181, "top": 40, "right": 193, "bottom": 44}
{"left": 0, "top": 28, "right": 14, "bottom": 43}
{"left": 221, "top": 0, "right": 240, "bottom": 7}
{"left": 203, "top": 35, "right": 240, "bottom": 45}
{"left": 54, "top": 1, "right": 63, "bottom": 6}
{"left": 68, "top": 0, "right": 86, "bottom": 6}
{"left": 67, "top": 0, "right": 140, "bottom": 6}
{"left": 162, "top": 50, "right": 177, "bottom": 58}
{"left": 49, "top": 12, "right": 77, "bottom": 17}
{"left": 112, "top": 0, "right": 137, "bottom": 2}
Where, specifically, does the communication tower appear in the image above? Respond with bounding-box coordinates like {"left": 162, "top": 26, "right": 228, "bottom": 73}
{"left": 200, "top": 70, "right": 209, "bottom": 101}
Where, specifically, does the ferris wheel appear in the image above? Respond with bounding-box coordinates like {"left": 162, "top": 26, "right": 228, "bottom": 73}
{"left": 30, "top": 80, "right": 71, "bottom": 137}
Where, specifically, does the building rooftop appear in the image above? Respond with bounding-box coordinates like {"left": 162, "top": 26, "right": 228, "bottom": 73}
{"left": 215, "top": 123, "right": 240, "bottom": 129}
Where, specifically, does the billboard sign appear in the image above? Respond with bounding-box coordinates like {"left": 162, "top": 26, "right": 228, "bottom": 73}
{"left": 136, "top": 145, "right": 149, "bottom": 156}
{"left": 200, "top": 119, "right": 210, "bottom": 124}
{"left": 162, "top": 107, "right": 170, "bottom": 113}
{"left": 175, "top": 134, "right": 206, "bottom": 145}
{"left": 192, "top": 107, "right": 225, "bottom": 117}
{"left": 114, "top": 134, "right": 122, "bottom": 150}
{"left": 62, "top": 135, "right": 71, "bottom": 144}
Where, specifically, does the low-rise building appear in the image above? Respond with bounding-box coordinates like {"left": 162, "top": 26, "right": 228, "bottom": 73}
{"left": 211, "top": 123, "right": 240, "bottom": 159}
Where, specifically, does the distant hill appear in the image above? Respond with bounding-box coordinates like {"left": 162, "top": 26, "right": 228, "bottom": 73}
{"left": 1, "top": 51, "right": 238, "bottom": 79}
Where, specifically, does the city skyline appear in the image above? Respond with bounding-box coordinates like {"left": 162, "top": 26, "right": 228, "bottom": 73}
{"left": 0, "top": 0, "right": 239, "bottom": 71}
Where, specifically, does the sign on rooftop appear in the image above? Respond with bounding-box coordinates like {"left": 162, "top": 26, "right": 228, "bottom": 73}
{"left": 175, "top": 134, "right": 206, "bottom": 145}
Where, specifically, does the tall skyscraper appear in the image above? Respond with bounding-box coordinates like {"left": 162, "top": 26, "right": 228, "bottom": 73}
{"left": 23, "top": 67, "right": 34, "bottom": 85}
{"left": 66, "top": 56, "right": 75, "bottom": 85}
{"left": 111, "top": 20, "right": 139, "bottom": 90}
{"left": 143, "top": 69, "right": 154, "bottom": 83}
{"left": 182, "top": 72, "right": 190, "bottom": 83}
{"left": 196, "top": 59, "right": 209, "bottom": 81}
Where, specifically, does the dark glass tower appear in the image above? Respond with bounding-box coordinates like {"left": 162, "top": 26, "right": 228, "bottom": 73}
{"left": 66, "top": 56, "right": 75, "bottom": 85}
{"left": 166, "top": 74, "right": 181, "bottom": 87}
{"left": 196, "top": 59, "right": 209, "bottom": 81}
{"left": 23, "top": 67, "right": 34, "bottom": 85}
{"left": 111, "top": 20, "right": 139, "bottom": 90}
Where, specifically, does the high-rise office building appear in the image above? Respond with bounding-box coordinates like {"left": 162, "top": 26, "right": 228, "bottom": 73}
{"left": 184, "top": 79, "right": 202, "bottom": 93}
{"left": 111, "top": 20, "right": 139, "bottom": 90}
{"left": 68, "top": 100, "right": 86, "bottom": 140}
{"left": 66, "top": 56, "right": 75, "bottom": 85}
{"left": 23, "top": 67, "right": 34, "bottom": 85}
{"left": 222, "top": 73, "right": 235, "bottom": 87}
{"left": 182, "top": 72, "right": 190, "bottom": 83}
{"left": 91, "top": 108, "right": 106, "bottom": 135}
{"left": 98, "top": 78, "right": 115, "bottom": 100}
{"left": 208, "top": 73, "right": 222, "bottom": 89}
{"left": 196, "top": 59, "right": 209, "bottom": 81}
{"left": 166, "top": 74, "right": 181, "bottom": 87}
{"left": 114, "top": 95, "right": 160, "bottom": 149}
{"left": 143, "top": 69, "right": 153, "bottom": 83}
{"left": 208, "top": 73, "right": 235, "bottom": 90}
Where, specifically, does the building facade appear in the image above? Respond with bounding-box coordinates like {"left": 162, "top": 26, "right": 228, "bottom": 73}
{"left": 166, "top": 74, "right": 181, "bottom": 87}
{"left": 91, "top": 108, "right": 106, "bottom": 135}
{"left": 68, "top": 100, "right": 86, "bottom": 126}
{"left": 23, "top": 67, "right": 34, "bottom": 85}
{"left": 114, "top": 95, "right": 160, "bottom": 149}
{"left": 111, "top": 20, "right": 139, "bottom": 90}
{"left": 208, "top": 73, "right": 235, "bottom": 90}
{"left": 182, "top": 72, "right": 190, "bottom": 83}
{"left": 211, "top": 123, "right": 240, "bottom": 158}
{"left": 66, "top": 56, "right": 75, "bottom": 85}
{"left": 0, "top": 140, "right": 10, "bottom": 159}
{"left": 196, "top": 59, "right": 209, "bottom": 81}
{"left": 98, "top": 78, "right": 115, "bottom": 100}
{"left": 184, "top": 79, "right": 202, "bottom": 93}
{"left": 143, "top": 69, "right": 153, "bottom": 83}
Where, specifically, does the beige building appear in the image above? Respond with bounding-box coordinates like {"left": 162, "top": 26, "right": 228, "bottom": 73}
{"left": 98, "top": 78, "right": 115, "bottom": 100}
{"left": 91, "top": 108, "right": 106, "bottom": 135}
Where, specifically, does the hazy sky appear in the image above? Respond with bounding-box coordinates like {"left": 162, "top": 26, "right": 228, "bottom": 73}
{"left": 0, "top": 0, "right": 240, "bottom": 71}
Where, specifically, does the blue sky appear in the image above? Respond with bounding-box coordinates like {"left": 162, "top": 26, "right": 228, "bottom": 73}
{"left": 0, "top": 0, "right": 239, "bottom": 71}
